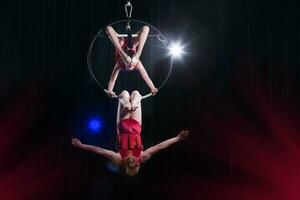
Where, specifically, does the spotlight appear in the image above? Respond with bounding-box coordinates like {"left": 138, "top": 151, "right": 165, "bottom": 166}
{"left": 88, "top": 118, "right": 103, "bottom": 133}
{"left": 169, "top": 42, "right": 184, "bottom": 58}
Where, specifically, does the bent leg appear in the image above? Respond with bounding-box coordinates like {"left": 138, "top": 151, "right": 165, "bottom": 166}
{"left": 106, "top": 26, "right": 127, "bottom": 58}
{"left": 116, "top": 90, "right": 131, "bottom": 125}
{"left": 130, "top": 90, "right": 142, "bottom": 125}
{"left": 133, "top": 26, "right": 149, "bottom": 59}
{"left": 119, "top": 90, "right": 131, "bottom": 110}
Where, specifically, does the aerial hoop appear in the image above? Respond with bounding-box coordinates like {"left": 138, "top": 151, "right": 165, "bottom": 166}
{"left": 87, "top": 19, "right": 173, "bottom": 100}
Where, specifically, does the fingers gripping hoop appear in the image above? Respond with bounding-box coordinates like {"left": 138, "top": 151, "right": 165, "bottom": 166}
{"left": 87, "top": 19, "right": 173, "bottom": 100}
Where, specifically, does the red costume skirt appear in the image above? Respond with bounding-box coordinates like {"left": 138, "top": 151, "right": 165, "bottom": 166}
{"left": 117, "top": 118, "right": 143, "bottom": 159}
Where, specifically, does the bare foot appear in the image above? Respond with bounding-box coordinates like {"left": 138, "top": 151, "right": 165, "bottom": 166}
{"left": 131, "top": 97, "right": 142, "bottom": 111}
{"left": 121, "top": 54, "right": 131, "bottom": 67}
{"left": 119, "top": 98, "right": 131, "bottom": 111}
{"left": 123, "top": 103, "right": 132, "bottom": 111}
{"left": 130, "top": 56, "right": 139, "bottom": 68}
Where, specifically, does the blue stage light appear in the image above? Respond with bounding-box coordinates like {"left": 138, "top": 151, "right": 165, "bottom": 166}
{"left": 88, "top": 118, "right": 103, "bottom": 133}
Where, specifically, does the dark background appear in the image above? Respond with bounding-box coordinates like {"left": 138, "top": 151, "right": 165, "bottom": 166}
{"left": 1, "top": 0, "right": 300, "bottom": 199}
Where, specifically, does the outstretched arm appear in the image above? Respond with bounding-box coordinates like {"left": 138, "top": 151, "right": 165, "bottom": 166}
{"left": 136, "top": 62, "right": 158, "bottom": 95}
{"left": 71, "top": 138, "right": 122, "bottom": 165}
{"left": 107, "top": 64, "right": 121, "bottom": 98}
{"left": 141, "top": 130, "right": 189, "bottom": 163}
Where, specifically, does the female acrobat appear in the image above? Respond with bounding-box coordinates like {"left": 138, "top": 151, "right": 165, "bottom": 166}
{"left": 105, "top": 26, "right": 158, "bottom": 98}
{"left": 71, "top": 90, "right": 189, "bottom": 176}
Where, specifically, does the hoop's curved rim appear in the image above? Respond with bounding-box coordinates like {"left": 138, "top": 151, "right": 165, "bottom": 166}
{"left": 87, "top": 19, "right": 173, "bottom": 100}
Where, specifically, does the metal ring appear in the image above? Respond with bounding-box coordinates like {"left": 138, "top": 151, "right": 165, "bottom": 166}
{"left": 87, "top": 19, "right": 173, "bottom": 100}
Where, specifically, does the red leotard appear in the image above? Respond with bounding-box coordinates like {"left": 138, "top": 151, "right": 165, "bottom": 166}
{"left": 115, "top": 38, "right": 138, "bottom": 70}
{"left": 117, "top": 118, "right": 143, "bottom": 162}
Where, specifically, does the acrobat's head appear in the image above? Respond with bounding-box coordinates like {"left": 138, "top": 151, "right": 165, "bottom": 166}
{"left": 124, "top": 156, "right": 140, "bottom": 176}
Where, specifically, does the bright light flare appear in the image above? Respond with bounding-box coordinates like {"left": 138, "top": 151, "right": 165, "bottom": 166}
{"left": 169, "top": 42, "right": 184, "bottom": 58}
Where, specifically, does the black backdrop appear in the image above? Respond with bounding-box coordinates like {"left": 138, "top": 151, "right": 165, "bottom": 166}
{"left": 1, "top": 0, "right": 300, "bottom": 200}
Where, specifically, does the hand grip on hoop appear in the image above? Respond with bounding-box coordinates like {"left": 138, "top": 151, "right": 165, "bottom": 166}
{"left": 104, "top": 89, "right": 118, "bottom": 99}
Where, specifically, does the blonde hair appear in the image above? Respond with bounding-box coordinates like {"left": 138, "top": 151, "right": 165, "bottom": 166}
{"left": 124, "top": 156, "right": 140, "bottom": 176}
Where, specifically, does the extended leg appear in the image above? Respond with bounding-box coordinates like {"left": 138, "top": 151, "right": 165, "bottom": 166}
{"left": 136, "top": 61, "right": 158, "bottom": 95}
{"left": 107, "top": 63, "right": 121, "bottom": 97}
{"left": 130, "top": 90, "right": 142, "bottom": 125}
{"left": 116, "top": 90, "right": 131, "bottom": 125}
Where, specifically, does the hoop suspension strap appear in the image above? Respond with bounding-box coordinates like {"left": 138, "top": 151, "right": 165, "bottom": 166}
{"left": 125, "top": 1, "right": 133, "bottom": 19}
{"left": 124, "top": 1, "right": 133, "bottom": 56}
